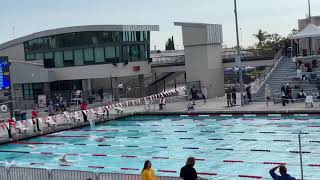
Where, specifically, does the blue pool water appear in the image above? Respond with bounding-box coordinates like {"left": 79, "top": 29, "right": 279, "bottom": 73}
{"left": 1, "top": 115, "right": 320, "bottom": 179}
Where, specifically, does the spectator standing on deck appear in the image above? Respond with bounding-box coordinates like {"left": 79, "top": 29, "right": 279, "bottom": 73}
{"left": 269, "top": 165, "right": 296, "bottom": 180}
{"left": 159, "top": 96, "right": 166, "bottom": 110}
{"left": 265, "top": 84, "right": 271, "bottom": 107}
{"left": 59, "top": 96, "right": 66, "bottom": 112}
{"left": 48, "top": 102, "right": 55, "bottom": 116}
{"left": 246, "top": 86, "right": 252, "bottom": 103}
{"left": 281, "top": 84, "right": 286, "bottom": 106}
{"left": 180, "top": 157, "right": 199, "bottom": 180}
{"left": 231, "top": 86, "right": 237, "bottom": 106}
{"left": 80, "top": 100, "right": 88, "bottom": 122}
{"left": 226, "top": 87, "right": 232, "bottom": 107}
{"left": 141, "top": 160, "right": 156, "bottom": 180}
{"left": 98, "top": 88, "right": 104, "bottom": 102}
{"left": 31, "top": 107, "right": 40, "bottom": 132}
{"left": 190, "top": 86, "right": 197, "bottom": 105}
{"left": 201, "top": 86, "right": 207, "bottom": 104}
{"left": 286, "top": 84, "right": 294, "bottom": 103}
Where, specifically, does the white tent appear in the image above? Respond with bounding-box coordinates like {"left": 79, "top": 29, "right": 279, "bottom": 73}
{"left": 291, "top": 24, "right": 320, "bottom": 39}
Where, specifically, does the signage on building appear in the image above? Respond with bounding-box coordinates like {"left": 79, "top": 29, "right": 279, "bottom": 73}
{"left": 38, "top": 95, "right": 47, "bottom": 108}
{"left": 133, "top": 66, "right": 141, "bottom": 72}
{"left": 0, "top": 56, "right": 11, "bottom": 91}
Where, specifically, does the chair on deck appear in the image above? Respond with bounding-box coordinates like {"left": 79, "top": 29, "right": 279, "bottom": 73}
{"left": 305, "top": 96, "right": 314, "bottom": 108}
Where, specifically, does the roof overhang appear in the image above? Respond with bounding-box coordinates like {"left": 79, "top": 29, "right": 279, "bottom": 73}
{"left": 0, "top": 24, "right": 159, "bottom": 50}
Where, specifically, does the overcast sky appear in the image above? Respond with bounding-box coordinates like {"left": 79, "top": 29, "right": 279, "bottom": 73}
{"left": 0, "top": 0, "right": 319, "bottom": 50}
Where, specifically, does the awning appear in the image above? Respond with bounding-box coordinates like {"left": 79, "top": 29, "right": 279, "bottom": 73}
{"left": 291, "top": 24, "right": 320, "bottom": 39}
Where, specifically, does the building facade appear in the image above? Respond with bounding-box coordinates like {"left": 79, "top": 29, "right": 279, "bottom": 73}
{"left": 0, "top": 25, "right": 159, "bottom": 104}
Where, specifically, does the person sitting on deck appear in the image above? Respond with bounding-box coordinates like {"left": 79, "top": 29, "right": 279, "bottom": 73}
{"left": 269, "top": 165, "right": 296, "bottom": 180}
{"left": 187, "top": 102, "right": 194, "bottom": 111}
{"left": 297, "top": 89, "right": 306, "bottom": 99}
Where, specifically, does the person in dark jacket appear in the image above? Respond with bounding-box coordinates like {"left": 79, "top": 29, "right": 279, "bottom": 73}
{"left": 226, "top": 87, "right": 232, "bottom": 107}
{"left": 180, "top": 157, "right": 199, "bottom": 180}
{"left": 190, "top": 86, "right": 197, "bottom": 105}
{"left": 246, "top": 86, "right": 252, "bottom": 103}
{"left": 231, "top": 87, "right": 237, "bottom": 106}
{"left": 269, "top": 165, "right": 296, "bottom": 180}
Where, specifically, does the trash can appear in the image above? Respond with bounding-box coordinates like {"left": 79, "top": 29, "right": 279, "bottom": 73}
{"left": 20, "top": 111, "right": 27, "bottom": 120}
{"left": 14, "top": 110, "right": 21, "bottom": 121}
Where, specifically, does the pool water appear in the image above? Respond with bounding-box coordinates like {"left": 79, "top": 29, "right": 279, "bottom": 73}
{"left": 1, "top": 115, "right": 320, "bottom": 179}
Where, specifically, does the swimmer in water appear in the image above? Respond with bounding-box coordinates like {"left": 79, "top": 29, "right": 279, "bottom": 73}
{"left": 95, "top": 137, "right": 106, "bottom": 142}
{"left": 24, "top": 145, "right": 37, "bottom": 149}
{"left": 59, "top": 154, "right": 68, "bottom": 163}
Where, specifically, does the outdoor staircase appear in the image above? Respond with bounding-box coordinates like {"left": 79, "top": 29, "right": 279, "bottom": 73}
{"left": 255, "top": 57, "right": 319, "bottom": 101}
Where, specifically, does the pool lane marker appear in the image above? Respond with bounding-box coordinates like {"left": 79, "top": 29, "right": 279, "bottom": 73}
{"left": 238, "top": 175, "right": 262, "bottom": 179}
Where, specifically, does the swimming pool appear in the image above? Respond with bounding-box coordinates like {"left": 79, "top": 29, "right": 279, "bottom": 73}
{"left": 1, "top": 114, "right": 320, "bottom": 179}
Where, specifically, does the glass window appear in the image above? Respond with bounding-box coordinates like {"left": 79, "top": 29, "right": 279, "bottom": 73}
{"left": 84, "top": 48, "right": 94, "bottom": 63}
{"left": 122, "top": 46, "right": 130, "bottom": 61}
{"left": 105, "top": 46, "right": 116, "bottom": 59}
{"left": 115, "top": 46, "right": 120, "bottom": 58}
{"left": 140, "top": 45, "right": 146, "bottom": 59}
{"left": 35, "top": 53, "right": 44, "bottom": 60}
{"left": 94, "top": 47, "right": 105, "bottom": 63}
{"left": 131, "top": 45, "right": 140, "bottom": 60}
{"left": 44, "top": 52, "right": 53, "bottom": 59}
{"left": 64, "top": 50, "right": 73, "bottom": 60}
{"left": 54, "top": 51, "right": 64, "bottom": 68}
{"left": 74, "top": 49, "right": 84, "bottom": 66}
{"left": 26, "top": 53, "right": 35, "bottom": 60}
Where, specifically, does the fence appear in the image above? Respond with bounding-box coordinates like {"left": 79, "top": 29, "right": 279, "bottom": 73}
{"left": 0, "top": 167, "right": 182, "bottom": 180}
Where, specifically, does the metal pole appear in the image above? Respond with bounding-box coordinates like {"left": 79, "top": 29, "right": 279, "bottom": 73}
{"left": 308, "top": 0, "right": 311, "bottom": 21}
{"left": 298, "top": 131, "right": 304, "bottom": 180}
{"left": 308, "top": 0, "right": 312, "bottom": 56}
{"left": 110, "top": 76, "right": 113, "bottom": 101}
{"left": 234, "top": 0, "right": 244, "bottom": 106}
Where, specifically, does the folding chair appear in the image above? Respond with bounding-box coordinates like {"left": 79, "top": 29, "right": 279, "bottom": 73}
{"left": 305, "top": 96, "right": 314, "bottom": 108}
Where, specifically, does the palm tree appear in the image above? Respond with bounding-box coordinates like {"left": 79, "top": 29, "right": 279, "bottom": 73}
{"left": 253, "top": 29, "right": 268, "bottom": 49}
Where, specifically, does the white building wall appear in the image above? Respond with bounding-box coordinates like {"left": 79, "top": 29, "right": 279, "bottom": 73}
{"left": 0, "top": 44, "right": 25, "bottom": 61}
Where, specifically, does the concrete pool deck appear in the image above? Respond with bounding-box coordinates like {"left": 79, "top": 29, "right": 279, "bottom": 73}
{"left": 122, "top": 94, "right": 320, "bottom": 114}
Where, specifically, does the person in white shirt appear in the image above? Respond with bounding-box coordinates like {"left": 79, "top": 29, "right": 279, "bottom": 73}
{"left": 201, "top": 87, "right": 208, "bottom": 104}
{"left": 265, "top": 84, "right": 271, "bottom": 107}
{"left": 297, "top": 68, "right": 302, "bottom": 80}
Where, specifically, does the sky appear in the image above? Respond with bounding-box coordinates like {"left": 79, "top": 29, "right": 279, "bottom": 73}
{"left": 0, "top": 0, "right": 319, "bottom": 50}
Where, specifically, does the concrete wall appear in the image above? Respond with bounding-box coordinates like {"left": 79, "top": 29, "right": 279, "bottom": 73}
{"left": 176, "top": 22, "right": 224, "bottom": 98}
{"left": 10, "top": 61, "right": 49, "bottom": 84}
{"left": 298, "top": 16, "right": 320, "bottom": 31}
{"left": 185, "top": 44, "right": 224, "bottom": 97}
{"left": 0, "top": 44, "right": 25, "bottom": 61}
{"left": 182, "top": 26, "right": 208, "bottom": 46}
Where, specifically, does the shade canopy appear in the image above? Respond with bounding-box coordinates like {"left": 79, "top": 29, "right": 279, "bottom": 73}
{"left": 291, "top": 24, "right": 320, "bottom": 39}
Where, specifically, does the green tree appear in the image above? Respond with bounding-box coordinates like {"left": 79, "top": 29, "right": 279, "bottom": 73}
{"left": 165, "top": 36, "right": 175, "bottom": 50}
{"left": 253, "top": 29, "right": 268, "bottom": 49}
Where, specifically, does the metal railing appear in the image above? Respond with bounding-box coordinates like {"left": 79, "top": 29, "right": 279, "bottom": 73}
{"left": 253, "top": 49, "right": 284, "bottom": 96}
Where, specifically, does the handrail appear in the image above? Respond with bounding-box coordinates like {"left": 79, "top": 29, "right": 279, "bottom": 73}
{"left": 253, "top": 49, "right": 283, "bottom": 96}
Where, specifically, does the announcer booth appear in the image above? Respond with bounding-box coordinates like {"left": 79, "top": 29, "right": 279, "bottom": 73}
{"left": 0, "top": 56, "right": 12, "bottom": 117}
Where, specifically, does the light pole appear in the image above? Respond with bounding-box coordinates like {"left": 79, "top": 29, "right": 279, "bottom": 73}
{"left": 234, "top": 0, "right": 244, "bottom": 106}
{"left": 308, "top": 0, "right": 312, "bottom": 55}
{"left": 240, "top": 27, "right": 243, "bottom": 49}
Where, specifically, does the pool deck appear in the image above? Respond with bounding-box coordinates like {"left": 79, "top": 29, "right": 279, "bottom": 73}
{"left": 1, "top": 94, "right": 319, "bottom": 145}
{"left": 125, "top": 94, "right": 320, "bottom": 114}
